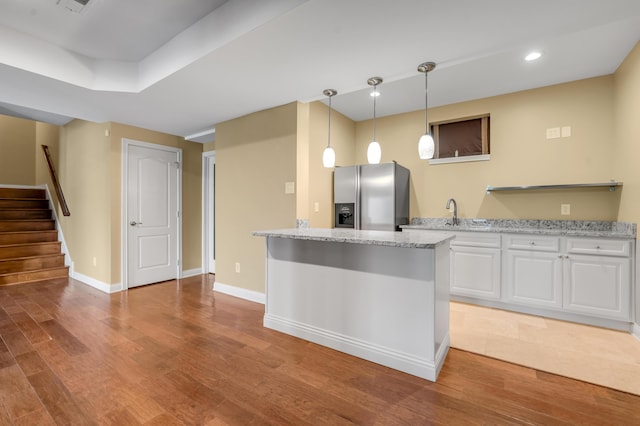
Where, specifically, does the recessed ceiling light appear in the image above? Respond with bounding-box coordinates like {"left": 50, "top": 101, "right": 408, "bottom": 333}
{"left": 525, "top": 51, "right": 542, "bottom": 61}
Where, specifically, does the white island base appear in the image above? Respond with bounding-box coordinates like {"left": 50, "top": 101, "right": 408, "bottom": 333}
{"left": 256, "top": 229, "right": 453, "bottom": 381}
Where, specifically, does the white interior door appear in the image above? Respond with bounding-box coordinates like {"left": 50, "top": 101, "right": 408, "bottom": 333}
{"left": 126, "top": 142, "right": 180, "bottom": 288}
{"left": 203, "top": 152, "right": 215, "bottom": 274}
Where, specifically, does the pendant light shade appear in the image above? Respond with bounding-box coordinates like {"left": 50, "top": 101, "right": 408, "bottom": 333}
{"left": 367, "top": 141, "right": 381, "bottom": 164}
{"left": 367, "top": 77, "right": 383, "bottom": 164}
{"left": 322, "top": 146, "right": 336, "bottom": 168}
{"left": 417, "top": 62, "right": 436, "bottom": 160}
{"left": 322, "top": 89, "right": 337, "bottom": 168}
{"left": 418, "top": 133, "right": 435, "bottom": 160}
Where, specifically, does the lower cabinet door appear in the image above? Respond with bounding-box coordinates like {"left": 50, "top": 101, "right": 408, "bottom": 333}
{"left": 450, "top": 246, "right": 501, "bottom": 299}
{"left": 563, "top": 254, "right": 631, "bottom": 320}
{"left": 506, "top": 250, "right": 563, "bottom": 309}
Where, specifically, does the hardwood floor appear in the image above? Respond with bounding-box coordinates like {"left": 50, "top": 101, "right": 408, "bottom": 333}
{"left": 1, "top": 275, "right": 640, "bottom": 425}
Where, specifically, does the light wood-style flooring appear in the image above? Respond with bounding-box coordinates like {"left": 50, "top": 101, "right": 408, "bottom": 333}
{"left": 450, "top": 301, "right": 640, "bottom": 396}
{"left": 2, "top": 275, "right": 640, "bottom": 425}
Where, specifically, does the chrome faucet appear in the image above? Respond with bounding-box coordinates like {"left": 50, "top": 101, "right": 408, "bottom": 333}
{"left": 446, "top": 198, "right": 458, "bottom": 226}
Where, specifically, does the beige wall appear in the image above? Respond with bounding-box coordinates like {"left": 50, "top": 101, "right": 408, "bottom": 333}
{"left": 355, "top": 76, "right": 618, "bottom": 221}
{"left": 611, "top": 41, "right": 640, "bottom": 325}
{"left": 306, "top": 100, "right": 356, "bottom": 227}
{"left": 215, "top": 102, "right": 297, "bottom": 293}
{"left": 613, "top": 41, "right": 640, "bottom": 225}
{"left": 58, "top": 120, "right": 112, "bottom": 282}
{"left": 0, "top": 115, "right": 36, "bottom": 185}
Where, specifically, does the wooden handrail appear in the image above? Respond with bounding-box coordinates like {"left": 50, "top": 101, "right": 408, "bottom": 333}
{"left": 41, "top": 145, "right": 70, "bottom": 216}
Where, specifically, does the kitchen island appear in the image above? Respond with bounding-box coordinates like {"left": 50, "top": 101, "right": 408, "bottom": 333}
{"left": 253, "top": 228, "right": 454, "bottom": 381}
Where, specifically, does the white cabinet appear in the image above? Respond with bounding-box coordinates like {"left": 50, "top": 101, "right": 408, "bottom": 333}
{"left": 450, "top": 232, "right": 501, "bottom": 300}
{"left": 504, "top": 235, "right": 632, "bottom": 321}
{"left": 506, "top": 250, "right": 563, "bottom": 309}
{"left": 563, "top": 238, "right": 631, "bottom": 321}
{"left": 505, "top": 235, "right": 563, "bottom": 309}
{"left": 403, "top": 227, "right": 634, "bottom": 327}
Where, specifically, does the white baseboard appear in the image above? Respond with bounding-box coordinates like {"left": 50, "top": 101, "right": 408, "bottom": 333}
{"left": 182, "top": 268, "right": 202, "bottom": 278}
{"left": 71, "top": 271, "right": 122, "bottom": 294}
{"left": 213, "top": 281, "right": 265, "bottom": 304}
{"left": 264, "top": 313, "right": 448, "bottom": 382}
{"left": 633, "top": 323, "right": 640, "bottom": 341}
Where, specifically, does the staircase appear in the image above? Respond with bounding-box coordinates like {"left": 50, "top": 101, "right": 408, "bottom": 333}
{"left": 0, "top": 187, "right": 69, "bottom": 286}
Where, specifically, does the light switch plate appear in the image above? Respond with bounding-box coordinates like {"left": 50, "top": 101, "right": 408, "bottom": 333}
{"left": 546, "top": 127, "right": 561, "bottom": 139}
{"left": 285, "top": 182, "right": 295, "bottom": 194}
{"left": 561, "top": 126, "right": 571, "bottom": 137}
{"left": 561, "top": 204, "right": 571, "bottom": 215}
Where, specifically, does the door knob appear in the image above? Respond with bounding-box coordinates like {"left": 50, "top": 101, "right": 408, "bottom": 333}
{"left": 130, "top": 221, "right": 142, "bottom": 226}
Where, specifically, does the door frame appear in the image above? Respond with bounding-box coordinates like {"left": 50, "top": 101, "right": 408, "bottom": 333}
{"left": 202, "top": 151, "right": 215, "bottom": 274}
{"left": 121, "top": 138, "right": 182, "bottom": 290}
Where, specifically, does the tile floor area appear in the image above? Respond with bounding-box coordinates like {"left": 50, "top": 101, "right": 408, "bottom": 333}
{"left": 449, "top": 301, "right": 640, "bottom": 396}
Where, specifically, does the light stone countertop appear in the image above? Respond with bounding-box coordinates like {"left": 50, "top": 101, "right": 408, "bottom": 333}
{"left": 402, "top": 218, "right": 636, "bottom": 239}
{"left": 253, "top": 228, "right": 455, "bottom": 249}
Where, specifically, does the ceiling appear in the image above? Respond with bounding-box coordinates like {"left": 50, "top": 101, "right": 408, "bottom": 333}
{"left": 1, "top": 0, "right": 639, "bottom": 143}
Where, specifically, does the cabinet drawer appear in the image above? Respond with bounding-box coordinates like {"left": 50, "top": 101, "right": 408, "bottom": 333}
{"left": 450, "top": 232, "right": 501, "bottom": 248}
{"left": 505, "top": 235, "right": 560, "bottom": 252}
{"left": 566, "top": 238, "right": 631, "bottom": 257}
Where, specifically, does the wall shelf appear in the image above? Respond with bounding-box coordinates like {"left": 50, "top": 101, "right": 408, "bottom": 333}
{"left": 485, "top": 181, "right": 623, "bottom": 194}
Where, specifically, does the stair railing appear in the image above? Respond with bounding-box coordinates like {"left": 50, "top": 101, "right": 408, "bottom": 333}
{"left": 41, "top": 145, "right": 70, "bottom": 216}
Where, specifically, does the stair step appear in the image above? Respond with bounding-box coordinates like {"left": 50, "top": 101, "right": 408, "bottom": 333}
{"left": 0, "top": 188, "right": 46, "bottom": 199}
{"left": 0, "top": 187, "right": 67, "bottom": 287}
{"left": 0, "top": 266, "right": 69, "bottom": 286}
{"left": 0, "top": 199, "right": 50, "bottom": 210}
{"left": 0, "top": 209, "right": 51, "bottom": 220}
{"left": 0, "top": 231, "right": 58, "bottom": 245}
{"left": 0, "top": 220, "right": 56, "bottom": 232}
{"left": 0, "top": 254, "right": 65, "bottom": 274}
{"left": 0, "top": 242, "right": 62, "bottom": 260}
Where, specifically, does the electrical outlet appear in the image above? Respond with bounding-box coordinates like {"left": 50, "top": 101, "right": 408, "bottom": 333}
{"left": 561, "top": 126, "right": 571, "bottom": 137}
{"left": 92, "top": 256, "right": 97, "bottom": 266}
{"left": 314, "top": 202, "right": 319, "bottom": 212}
{"left": 561, "top": 204, "right": 571, "bottom": 215}
{"left": 235, "top": 262, "right": 240, "bottom": 273}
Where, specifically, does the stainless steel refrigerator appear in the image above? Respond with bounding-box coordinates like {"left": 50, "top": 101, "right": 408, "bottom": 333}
{"left": 334, "top": 162, "right": 410, "bottom": 231}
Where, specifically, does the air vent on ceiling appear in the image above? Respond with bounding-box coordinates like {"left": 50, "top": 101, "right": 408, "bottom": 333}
{"left": 56, "top": 0, "right": 92, "bottom": 14}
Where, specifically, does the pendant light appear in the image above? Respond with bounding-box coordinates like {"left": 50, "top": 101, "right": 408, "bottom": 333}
{"left": 322, "top": 89, "right": 337, "bottom": 168}
{"left": 367, "top": 77, "right": 383, "bottom": 164}
{"left": 417, "top": 62, "right": 436, "bottom": 159}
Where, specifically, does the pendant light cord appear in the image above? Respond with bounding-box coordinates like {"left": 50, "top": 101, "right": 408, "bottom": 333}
{"left": 327, "top": 94, "right": 332, "bottom": 148}
{"left": 424, "top": 72, "right": 429, "bottom": 134}
{"left": 373, "top": 83, "right": 377, "bottom": 141}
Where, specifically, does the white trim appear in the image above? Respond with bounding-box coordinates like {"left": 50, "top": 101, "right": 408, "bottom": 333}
{"left": 71, "top": 270, "right": 122, "bottom": 294}
{"left": 202, "top": 151, "right": 215, "bottom": 274}
{"left": 39, "top": 184, "right": 72, "bottom": 267}
{"left": 633, "top": 323, "right": 640, "bottom": 341}
{"left": 264, "top": 313, "right": 449, "bottom": 382}
{"left": 213, "top": 281, "right": 265, "bottom": 304}
{"left": 428, "top": 154, "right": 490, "bottom": 165}
{"left": 121, "top": 138, "right": 183, "bottom": 290}
{"left": 182, "top": 268, "right": 203, "bottom": 278}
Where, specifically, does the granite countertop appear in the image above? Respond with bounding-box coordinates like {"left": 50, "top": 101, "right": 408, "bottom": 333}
{"left": 402, "top": 218, "right": 637, "bottom": 239}
{"left": 253, "top": 228, "right": 455, "bottom": 249}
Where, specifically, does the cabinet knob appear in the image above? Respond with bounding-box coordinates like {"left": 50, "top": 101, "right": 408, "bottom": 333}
{"left": 530, "top": 241, "right": 536, "bottom": 245}
{"left": 596, "top": 245, "right": 601, "bottom": 249}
